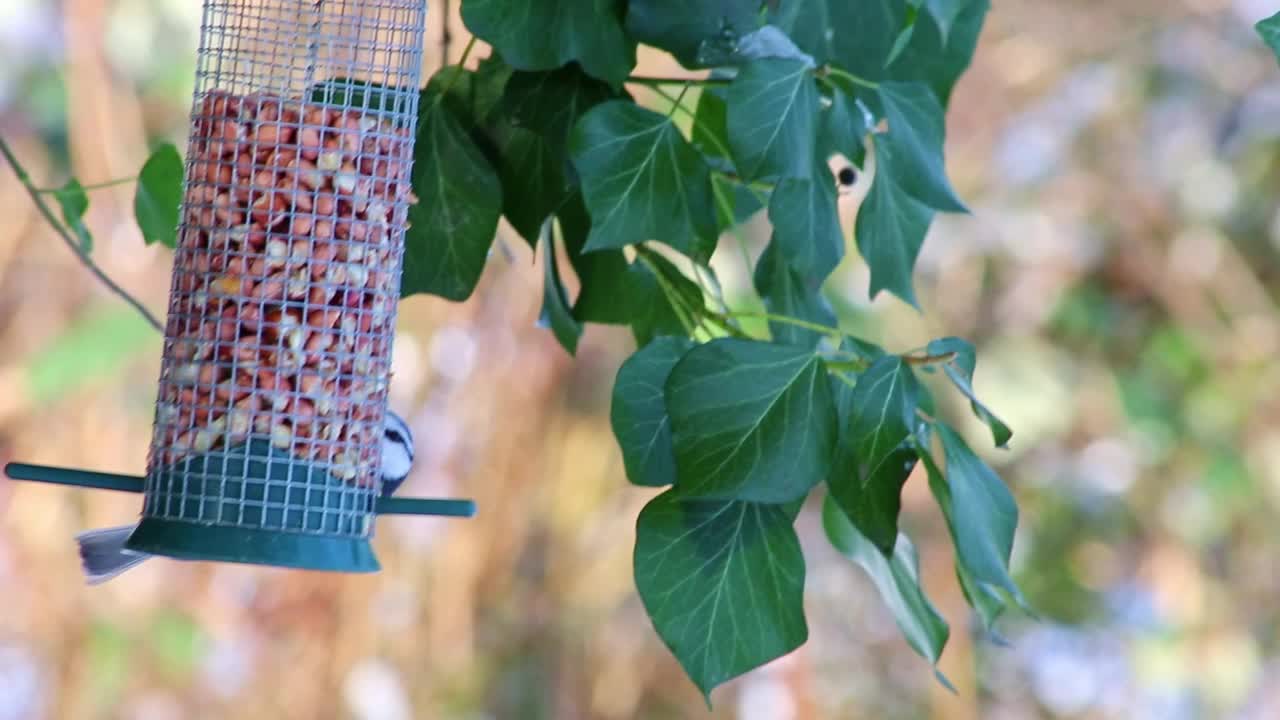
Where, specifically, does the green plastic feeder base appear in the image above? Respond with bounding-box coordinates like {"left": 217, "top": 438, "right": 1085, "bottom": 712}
{"left": 126, "top": 518, "right": 379, "bottom": 572}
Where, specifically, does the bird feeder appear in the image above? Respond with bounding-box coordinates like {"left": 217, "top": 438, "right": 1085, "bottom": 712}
{"left": 4, "top": 0, "right": 475, "bottom": 573}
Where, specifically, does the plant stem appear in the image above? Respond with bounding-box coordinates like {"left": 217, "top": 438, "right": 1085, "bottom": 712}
{"left": 0, "top": 137, "right": 163, "bottom": 333}
{"left": 428, "top": 35, "right": 478, "bottom": 112}
{"left": 722, "top": 310, "right": 842, "bottom": 339}
{"left": 824, "top": 66, "right": 880, "bottom": 90}
{"left": 635, "top": 250, "right": 698, "bottom": 336}
{"left": 628, "top": 75, "right": 731, "bottom": 87}
{"left": 37, "top": 176, "right": 136, "bottom": 193}
{"left": 666, "top": 82, "right": 693, "bottom": 119}
{"left": 710, "top": 177, "right": 756, "bottom": 280}
{"left": 902, "top": 351, "right": 957, "bottom": 367}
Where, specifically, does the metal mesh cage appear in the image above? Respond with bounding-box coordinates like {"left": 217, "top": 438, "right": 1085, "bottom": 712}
{"left": 135, "top": 0, "right": 427, "bottom": 571}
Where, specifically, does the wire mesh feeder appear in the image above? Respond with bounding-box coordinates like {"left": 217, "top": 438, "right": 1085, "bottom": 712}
{"left": 4, "top": 0, "right": 476, "bottom": 574}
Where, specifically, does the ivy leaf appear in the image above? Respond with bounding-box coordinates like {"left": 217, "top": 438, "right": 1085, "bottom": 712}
{"left": 876, "top": 82, "right": 966, "bottom": 213}
{"left": 823, "top": 496, "right": 951, "bottom": 678}
{"left": 827, "top": 356, "right": 920, "bottom": 554}
{"left": 885, "top": 4, "right": 920, "bottom": 68}
{"left": 855, "top": 137, "right": 935, "bottom": 308}
{"left": 611, "top": 337, "right": 693, "bottom": 487}
{"left": 692, "top": 86, "right": 731, "bottom": 162}
{"left": 821, "top": 85, "right": 869, "bottom": 167}
{"left": 889, "top": 1, "right": 988, "bottom": 106}
{"left": 489, "top": 66, "right": 616, "bottom": 244}
{"left": 500, "top": 65, "right": 617, "bottom": 159}
{"left": 134, "top": 143, "right": 183, "bottom": 248}
{"left": 635, "top": 490, "right": 807, "bottom": 702}
{"left": 935, "top": 424, "right": 1027, "bottom": 607}
{"left": 770, "top": 1, "right": 898, "bottom": 81}
{"left": 767, "top": 173, "right": 843, "bottom": 282}
{"left": 539, "top": 227, "right": 582, "bottom": 355}
{"left": 402, "top": 97, "right": 502, "bottom": 301}
{"left": 490, "top": 124, "right": 571, "bottom": 246}
{"left": 461, "top": 0, "right": 636, "bottom": 87}
{"left": 558, "top": 193, "right": 632, "bottom": 324}
{"left": 631, "top": 248, "right": 704, "bottom": 343}
{"left": 922, "top": 0, "right": 972, "bottom": 42}
{"left": 726, "top": 58, "right": 820, "bottom": 181}
{"left": 55, "top": 179, "right": 92, "bottom": 252}
{"left": 1259, "top": 11, "right": 1280, "bottom": 63}
{"left": 712, "top": 174, "right": 765, "bottom": 231}
{"left": 625, "top": 0, "right": 763, "bottom": 68}
{"left": 926, "top": 337, "right": 1012, "bottom": 448}
{"left": 569, "top": 101, "right": 717, "bottom": 258}
{"left": 753, "top": 240, "right": 836, "bottom": 347}
{"left": 918, "top": 445, "right": 1010, "bottom": 632}
{"left": 666, "top": 338, "right": 837, "bottom": 503}
{"left": 696, "top": 25, "right": 816, "bottom": 67}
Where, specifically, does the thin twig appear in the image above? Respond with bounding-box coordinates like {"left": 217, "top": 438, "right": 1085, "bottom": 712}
{"left": 628, "top": 76, "right": 731, "bottom": 87}
{"left": 0, "top": 136, "right": 164, "bottom": 332}
{"left": 36, "top": 176, "right": 136, "bottom": 194}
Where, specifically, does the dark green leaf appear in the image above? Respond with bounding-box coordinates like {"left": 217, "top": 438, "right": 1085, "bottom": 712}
{"left": 559, "top": 194, "right": 632, "bottom": 324}
{"left": 823, "top": 496, "right": 949, "bottom": 671}
{"left": 490, "top": 123, "right": 572, "bottom": 246}
{"left": 885, "top": 6, "right": 920, "bottom": 68}
{"left": 772, "top": 0, "right": 986, "bottom": 107}
{"left": 770, "top": 0, "right": 898, "bottom": 80}
{"left": 753, "top": 239, "right": 836, "bottom": 347}
{"left": 539, "top": 226, "right": 582, "bottom": 354}
{"left": 666, "top": 338, "right": 837, "bottom": 503}
{"left": 570, "top": 101, "right": 717, "bottom": 257}
{"left": 402, "top": 97, "right": 502, "bottom": 301}
{"left": 55, "top": 178, "right": 92, "bottom": 252}
{"left": 922, "top": 0, "right": 972, "bottom": 42}
{"left": 726, "top": 58, "right": 820, "bottom": 181}
{"left": 626, "top": 0, "right": 763, "bottom": 68}
{"left": 692, "top": 87, "right": 731, "bottom": 161}
{"left": 635, "top": 490, "right": 807, "bottom": 701}
{"left": 461, "top": 0, "right": 636, "bottom": 86}
{"left": 1259, "top": 11, "right": 1280, "bottom": 63}
{"left": 855, "top": 137, "right": 935, "bottom": 307}
{"left": 889, "top": 0, "right": 989, "bottom": 105}
{"left": 627, "top": 259, "right": 701, "bottom": 344}
{"left": 500, "top": 65, "right": 617, "bottom": 159}
{"left": 767, "top": 173, "right": 843, "bottom": 282}
{"left": 936, "top": 424, "right": 1025, "bottom": 605}
{"left": 826, "top": 356, "right": 920, "bottom": 554}
{"left": 876, "top": 82, "right": 966, "bottom": 212}
{"left": 711, "top": 174, "right": 765, "bottom": 231}
{"left": 134, "top": 143, "right": 183, "bottom": 248}
{"left": 821, "top": 86, "right": 869, "bottom": 167}
{"left": 611, "top": 337, "right": 694, "bottom": 487}
{"left": 926, "top": 337, "right": 1012, "bottom": 448}
{"left": 696, "top": 25, "right": 816, "bottom": 67}
{"left": 918, "top": 445, "right": 1009, "bottom": 632}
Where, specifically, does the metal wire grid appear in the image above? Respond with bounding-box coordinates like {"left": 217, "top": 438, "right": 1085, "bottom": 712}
{"left": 144, "top": 0, "right": 426, "bottom": 537}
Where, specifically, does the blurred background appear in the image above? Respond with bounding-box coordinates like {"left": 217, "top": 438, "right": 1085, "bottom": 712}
{"left": 3, "top": 0, "right": 1280, "bottom": 718}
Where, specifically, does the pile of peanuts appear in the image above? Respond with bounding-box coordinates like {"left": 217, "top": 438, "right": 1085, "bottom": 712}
{"left": 154, "top": 89, "right": 413, "bottom": 485}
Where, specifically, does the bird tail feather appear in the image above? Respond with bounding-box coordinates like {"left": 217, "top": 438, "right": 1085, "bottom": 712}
{"left": 76, "top": 525, "right": 149, "bottom": 584}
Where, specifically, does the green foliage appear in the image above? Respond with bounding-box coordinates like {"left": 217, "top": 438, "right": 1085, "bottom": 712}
{"left": 1257, "top": 11, "right": 1280, "bottom": 62}
{"left": 635, "top": 490, "right": 807, "bottom": 701}
{"left": 402, "top": 87, "right": 503, "bottom": 301}
{"left": 823, "top": 496, "right": 950, "bottom": 682}
{"left": 107, "top": 0, "right": 1027, "bottom": 701}
{"left": 54, "top": 178, "right": 92, "bottom": 251}
{"left": 134, "top": 143, "right": 183, "bottom": 248}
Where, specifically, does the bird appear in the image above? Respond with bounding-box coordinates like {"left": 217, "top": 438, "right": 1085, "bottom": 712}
{"left": 75, "top": 409, "right": 416, "bottom": 585}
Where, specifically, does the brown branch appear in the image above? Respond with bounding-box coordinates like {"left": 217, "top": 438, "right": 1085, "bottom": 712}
{"left": 0, "top": 136, "right": 164, "bottom": 332}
